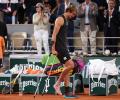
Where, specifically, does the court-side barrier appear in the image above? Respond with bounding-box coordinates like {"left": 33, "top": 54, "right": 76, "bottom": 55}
{"left": 1, "top": 54, "right": 119, "bottom": 95}
{"left": 0, "top": 73, "right": 84, "bottom": 94}
{"left": 8, "top": 54, "right": 120, "bottom": 86}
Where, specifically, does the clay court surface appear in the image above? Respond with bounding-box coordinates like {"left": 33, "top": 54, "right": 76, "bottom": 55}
{"left": 0, "top": 88, "right": 120, "bottom": 100}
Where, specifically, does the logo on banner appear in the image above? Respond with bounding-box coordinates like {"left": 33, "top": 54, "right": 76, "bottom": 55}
{"left": 14, "top": 64, "right": 42, "bottom": 71}
{"left": 44, "top": 78, "right": 50, "bottom": 93}
{"left": 0, "top": 80, "right": 9, "bottom": 85}
{"left": 108, "top": 78, "right": 117, "bottom": 88}
{"left": 22, "top": 79, "right": 37, "bottom": 91}
{"left": 61, "top": 82, "right": 73, "bottom": 88}
{"left": 91, "top": 81, "right": 106, "bottom": 92}
{"left": 108, "top": 78, "right": 118, "bottom": 93}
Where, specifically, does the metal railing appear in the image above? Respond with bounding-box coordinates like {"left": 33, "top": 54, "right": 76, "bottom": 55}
{"left": 5, "top": 36, "right": 120, "bottom": 54}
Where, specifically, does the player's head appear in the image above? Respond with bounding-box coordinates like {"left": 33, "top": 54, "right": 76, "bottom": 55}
{"left": 65, "top": 4, "right": 77, "bottom": 19}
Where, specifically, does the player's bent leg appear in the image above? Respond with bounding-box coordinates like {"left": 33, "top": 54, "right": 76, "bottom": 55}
{"left": 53, "top": 84, "right": 62, "bottom": 95}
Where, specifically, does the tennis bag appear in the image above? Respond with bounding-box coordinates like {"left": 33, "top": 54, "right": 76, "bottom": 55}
{"left": 73, "top": 58, "right": 85, "bottom": 73}
{"left": 41, "top": 54, "right": 85, "bottom": 76}
{"left": 41, "top": 54, "right": 64, "bottom": 75}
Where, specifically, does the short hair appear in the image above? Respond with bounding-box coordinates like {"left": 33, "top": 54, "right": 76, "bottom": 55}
{"left": 65, "top": 3, "right": 77, "bottom": 13}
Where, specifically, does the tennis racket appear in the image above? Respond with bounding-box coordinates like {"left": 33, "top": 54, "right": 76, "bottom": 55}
{"left": 2, "top": 70, "right": 23, "bottom": 94}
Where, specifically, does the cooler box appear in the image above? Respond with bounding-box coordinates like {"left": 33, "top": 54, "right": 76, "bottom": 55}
{"left": 89, "top": 74, "right": 118, "bottom": 96}
{"left": 0, "top": 74, "right": 12, "bottom": 93}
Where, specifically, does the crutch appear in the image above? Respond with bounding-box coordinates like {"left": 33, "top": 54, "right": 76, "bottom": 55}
{"left": 41, "top": 55, "right": 56, "bottom": 95}
{"left": 33, "top": 54, "right": 52, "bottom": 98}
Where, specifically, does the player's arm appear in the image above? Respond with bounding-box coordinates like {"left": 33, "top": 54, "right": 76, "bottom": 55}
{"left": 51, "top": 17, "right": 64, "bottom": 54}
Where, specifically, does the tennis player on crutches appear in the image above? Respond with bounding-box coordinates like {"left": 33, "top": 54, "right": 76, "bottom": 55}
{"left": 51, "top": 4, "right": 78, "bottom": 98}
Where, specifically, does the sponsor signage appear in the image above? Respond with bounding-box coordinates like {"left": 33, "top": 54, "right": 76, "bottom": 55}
{"left": 10, "top": 54, "right": 120, "bottom": 86}
{"left": 19, "top": 75, "right": 38, "bottom": 94}
{"left": 0, "top": 74, "right": 12, "bottom": 93}
{"left": 38, "top": 76, "right": 56, "bottom": 94}
{"left": 9, "top": 54, "right": 43, "bottom": 71}
{"left": 19, "top": 75, "right": 56, "bottom": 94}
{"left": 89, "top": 74, "right": 118, "bottom": 95}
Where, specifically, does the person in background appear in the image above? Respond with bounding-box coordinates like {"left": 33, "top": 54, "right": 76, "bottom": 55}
{"left": 49, "top": 0, "right": 64, "bottom": 38}
{"left": 104, "top": 0, "right": 119, "bottom": 55}
{"left": 0, "top": 19, "right": 9, "bottom": 72}
{"left": 0, "top": 11, "right": 4, "bottom": 22}
{"left": 43, "top": 0, "right": 51, "bottom": 16}
{"left": 49, "top": 0, "right": 58, "bottom": 37}
{"left": 1, "top": 0, "right": 17, "bottom": 24}
{"left": 33, "top": 3, "right": 49, "bottom": 56}
{"left": 0, "top": 21, "right": 8, "bottom": 38}
{"left": 77, "top": 0, "right": 84, "bottom": 4}
{"left": 24, "top": 0, "right": 36, "bottom": 24}
{"left": 115, "top": 0, "right": 120, "bottom": 28}
{"left": 92, "top": 0, "right": 108, "bottom": 32}
{"left": 64, "top": 0, "right": 76, "bottom": 53}
{"left": 49, "top": 0, "right": 65, "bottom": 23}
{"left": 52, "top": 4, "right": 78, "bottom": 98}
{"left": 0, "top": 20, "right": 8, "bottom": 48}
{"left": 0, "top": 36, "right": 5, "bottom": 73}
{"left": 56, "top": 0, "right": 65, "bottom": 17}
{"left": 49, "top": 0, "right": 56, "bottom": 10}
{"left": 17, "top": 0, "right": 26, "bottom": 24}
{"left": 78, "top": 0, "right": 98, "bottom": 55}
